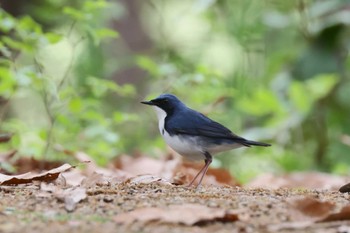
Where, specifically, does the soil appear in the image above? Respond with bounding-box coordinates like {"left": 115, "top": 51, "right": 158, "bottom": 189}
{"left": 0, "top": 182, "right": 349, "bottom": 233}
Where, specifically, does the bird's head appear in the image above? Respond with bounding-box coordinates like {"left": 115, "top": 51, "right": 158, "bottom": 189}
{"left": 141, "top": 94, "right": 184, "bottom": 114}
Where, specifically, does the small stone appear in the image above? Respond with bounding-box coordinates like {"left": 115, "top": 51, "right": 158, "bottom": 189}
{"left": 103, "top": 196, "right": 114, "bottom": 203}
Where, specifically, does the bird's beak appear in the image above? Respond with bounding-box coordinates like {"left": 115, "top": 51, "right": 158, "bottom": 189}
{"left": 141, "top": 100, "right": 155, "bottom": 106}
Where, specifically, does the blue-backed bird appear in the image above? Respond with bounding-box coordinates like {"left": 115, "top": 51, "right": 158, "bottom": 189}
{"left": 141, "top": 94, "right": 271, "bottom": 187}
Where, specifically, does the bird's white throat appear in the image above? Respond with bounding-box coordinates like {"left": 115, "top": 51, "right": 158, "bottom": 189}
{"left": 152, "top": 106, "right": 167, "bottom": 135}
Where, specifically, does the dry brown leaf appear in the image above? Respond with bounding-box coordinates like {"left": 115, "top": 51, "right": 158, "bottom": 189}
{"left": 81, "top": 172, "right": 124, "bottom": 187}
{"left": 269, "top": 199, "right": 350, "bottom": 231}
{"left": 0, "top": 163, "right": 73, "bottom": 185}
{"left": 246, "top": 172, "right": 347, "bottom": 190}
{"left": 339, "top": 182, "right": 350, "bottom": 193}
{"left": 63, "top": 187, "right": 87, "bottom": 212}
{"left": 13, "top": 157, "right": 64, "bottom": 174}
{"left": 39, "top": 182, "right": 87, "bottom": 211}
{"left": 114, "top": 204, "right": 241, "bottom": 225}
{"left": 74, "top": 152, "right": 129, "bottom": 182}
{"left": 318, "top": 205, "right": 350, "bottom": 222}
{"left": 268, "top": 221, "right": 315, "bottom": 231}
{"left": 61, "top": 170, "right": 87, "bottom": 187}
{"left": 124, "top": 174, "right": 172, "bottom": 185}
{"left": 0, "top": 133, "right": 12, "bottom": 143}
{"left": 268, "top": 197, "right": 340, "bottom": 232}
{"left": 288, "top": 196, "right": 336, "bottom": 221}
{"left": 114, "top": 155, "right": 167, "bottom": 176}
{"left": 0, "top": 150, "right": 17, "bottom": 162}
{"left": 55, "top": 187, "right": 87, "bottom": 212}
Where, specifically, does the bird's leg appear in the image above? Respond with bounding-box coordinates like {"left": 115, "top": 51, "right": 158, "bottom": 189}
{"left": 187, "top": 152, "right": 213, "bottom": 188}
{"left": 188, "top": 161, "right": 208, "bottom": 187}
{"left": 196, "top": 152, "right": 212, "bottom": 188}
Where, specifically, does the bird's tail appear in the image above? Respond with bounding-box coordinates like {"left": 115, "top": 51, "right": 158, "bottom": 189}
{"left": 243, "top": 140, "right": 271, "bottom": 147}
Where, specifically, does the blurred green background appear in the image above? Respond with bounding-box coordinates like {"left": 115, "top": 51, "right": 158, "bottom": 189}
{"left": 0, "top": 0, "right": 349, "bottom": 182}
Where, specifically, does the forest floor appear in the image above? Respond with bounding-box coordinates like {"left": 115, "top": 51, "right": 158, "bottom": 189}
{"left": 1, "top": 153, "right": 350, "bottom": 233}
{"left": 1, "top": 181, "right": 350, "bottom": 233}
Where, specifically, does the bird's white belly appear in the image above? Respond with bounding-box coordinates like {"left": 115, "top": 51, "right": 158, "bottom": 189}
{"left": 162, "top": 130, "right": 205, "bottom": 161}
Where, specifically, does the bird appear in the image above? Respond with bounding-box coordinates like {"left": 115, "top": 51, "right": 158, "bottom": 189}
{"left": 141, "top": 94, "right": 271, "bottom": 187}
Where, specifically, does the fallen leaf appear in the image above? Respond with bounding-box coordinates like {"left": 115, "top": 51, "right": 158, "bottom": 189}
{"left": 114, "top": 204, "right": 241, "bottom": 225}
{"left": 339, "top": 182, "right": 350, "bottom": 193}
{"left": 61, "top": 170, "right": 86, "bottom": 187}
{"left": 0, "top": 150, "right": 17, "bottom": 162}
{"left": 288, "top": 196, "right": 336, "bottom": 220}
{"left": 0, "top": 133, "right": 12, "bottom": 143}
{"left": 269, "top": 196, "right": 338, "bottom": 231}
{"left": 124, "top": 174, "right": 171, "bottom": 185}
{"left": 81, "top": 172, "right": 125, "bottom": 187}
{"left": 114, "top": 155, "right": 166, "bottom": 176}
{"left": 55, "top": 187, "right": 87, "bottom": 212}
{"left": 38, "top": 182, "right": 87, "bottom": 211}
{"left": 37, "top": 182, "right": 59, "bottom": 198}
{"left": 13, "top": 157, "right": 64, "bottom": 174}
{"left": 246, "top": 172, "right": 347, "bottom": 190}
{"left": 0, "top": 150, "right": 17, "bottom": 174}
{"left": 75, "top": 152, "right": 129, "bottom": 181}
{"left": 318, "top": 205, "right": 350, "bottom": 222}
{"left": 63, "top": 187, "right": 87, "bottom": 212}
{"left": 0, "top": 163, "right": 73, "bottom": 185}
{"left": 268, "top": 221, "right": 315, "bottom": 231}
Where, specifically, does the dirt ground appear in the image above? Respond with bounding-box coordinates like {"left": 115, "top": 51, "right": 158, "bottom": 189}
{"left": 1, "top": 182, "right": 350, "bottom": 233}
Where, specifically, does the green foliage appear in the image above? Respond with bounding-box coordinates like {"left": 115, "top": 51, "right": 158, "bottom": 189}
{"left": 1, "top": 0, "right": 350, "bottom": 182}
{"left": 0, "top": 0, "right": 132, "bottom": 165}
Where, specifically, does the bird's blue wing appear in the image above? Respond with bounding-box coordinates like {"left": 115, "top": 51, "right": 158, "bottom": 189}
{"left": 166, "top": 108, "right": 249, "bottom": 145}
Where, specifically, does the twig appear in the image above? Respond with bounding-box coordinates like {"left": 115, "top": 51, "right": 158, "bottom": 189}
{"left": 36, "top": 21, "right": 84, "bottom": 161}
{"left": 57, "top": 36, "right": 84, "bottom": 92}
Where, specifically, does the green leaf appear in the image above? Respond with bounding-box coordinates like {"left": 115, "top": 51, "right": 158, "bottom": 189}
{"left": 2, "top": 36, "right": 26, "bottom": 50}
{"left": 0, "top": 16, "right": 16, "bottom": 32}
{"left": 63, "top": 7, "right": 85, "bottom": 20}
{"left": 69, "top": 98, "right": 83, "bottom": 113}
{"left": 83, "top": 0, "right": 108, "bottom": 11}
{"left": 136, "top": 56, "right": 159, "bottom": 76}
{"left": 289, "top": 74, "right": 339, "bottom": 114}
{"left": 237, "top": 89, "right": 281, "bottom": 116}
{"left": 305, "top": 74, "right": 339, "bottom": 99}
{"left": 0, "top": 67, "right": 15, "bottom": 97}
{"left": 87, "top": 76, "right": 123, "bottom": 97}
{"left": 116, "top": 84, "right": 136, "bottom": 97}
{"left": 44, "top": 33, "right": 63, "bottom": 44}
{"left": 95, "top": 28, "right": 119, "bottom": 40}
{"left": 0, "top": 43, "right": 12, "bottom": 58}
{"left": 113, "top": 112, "right": 138, "bottom": 123}
{"left": 289, "top": 81, "right": 313, "bottom": 114}
{"left": 39, "top": 129, "right": 47, "bottom": 140}
{"left": 83, "top": 110, "right": 105, "bottom": 122}
{"left": 17, "top": 16, "right": 42, "bottom": 34}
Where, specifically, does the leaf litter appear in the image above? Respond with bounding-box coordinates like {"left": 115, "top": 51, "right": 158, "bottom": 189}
{"left": 1, "top": 152, "right": 350, "bottom": 232}
{"left": 0, "top": 163, "right": 73, "bottom": 185}
{"left": 114, "top": 204, "right": 242, "bottom": 225}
